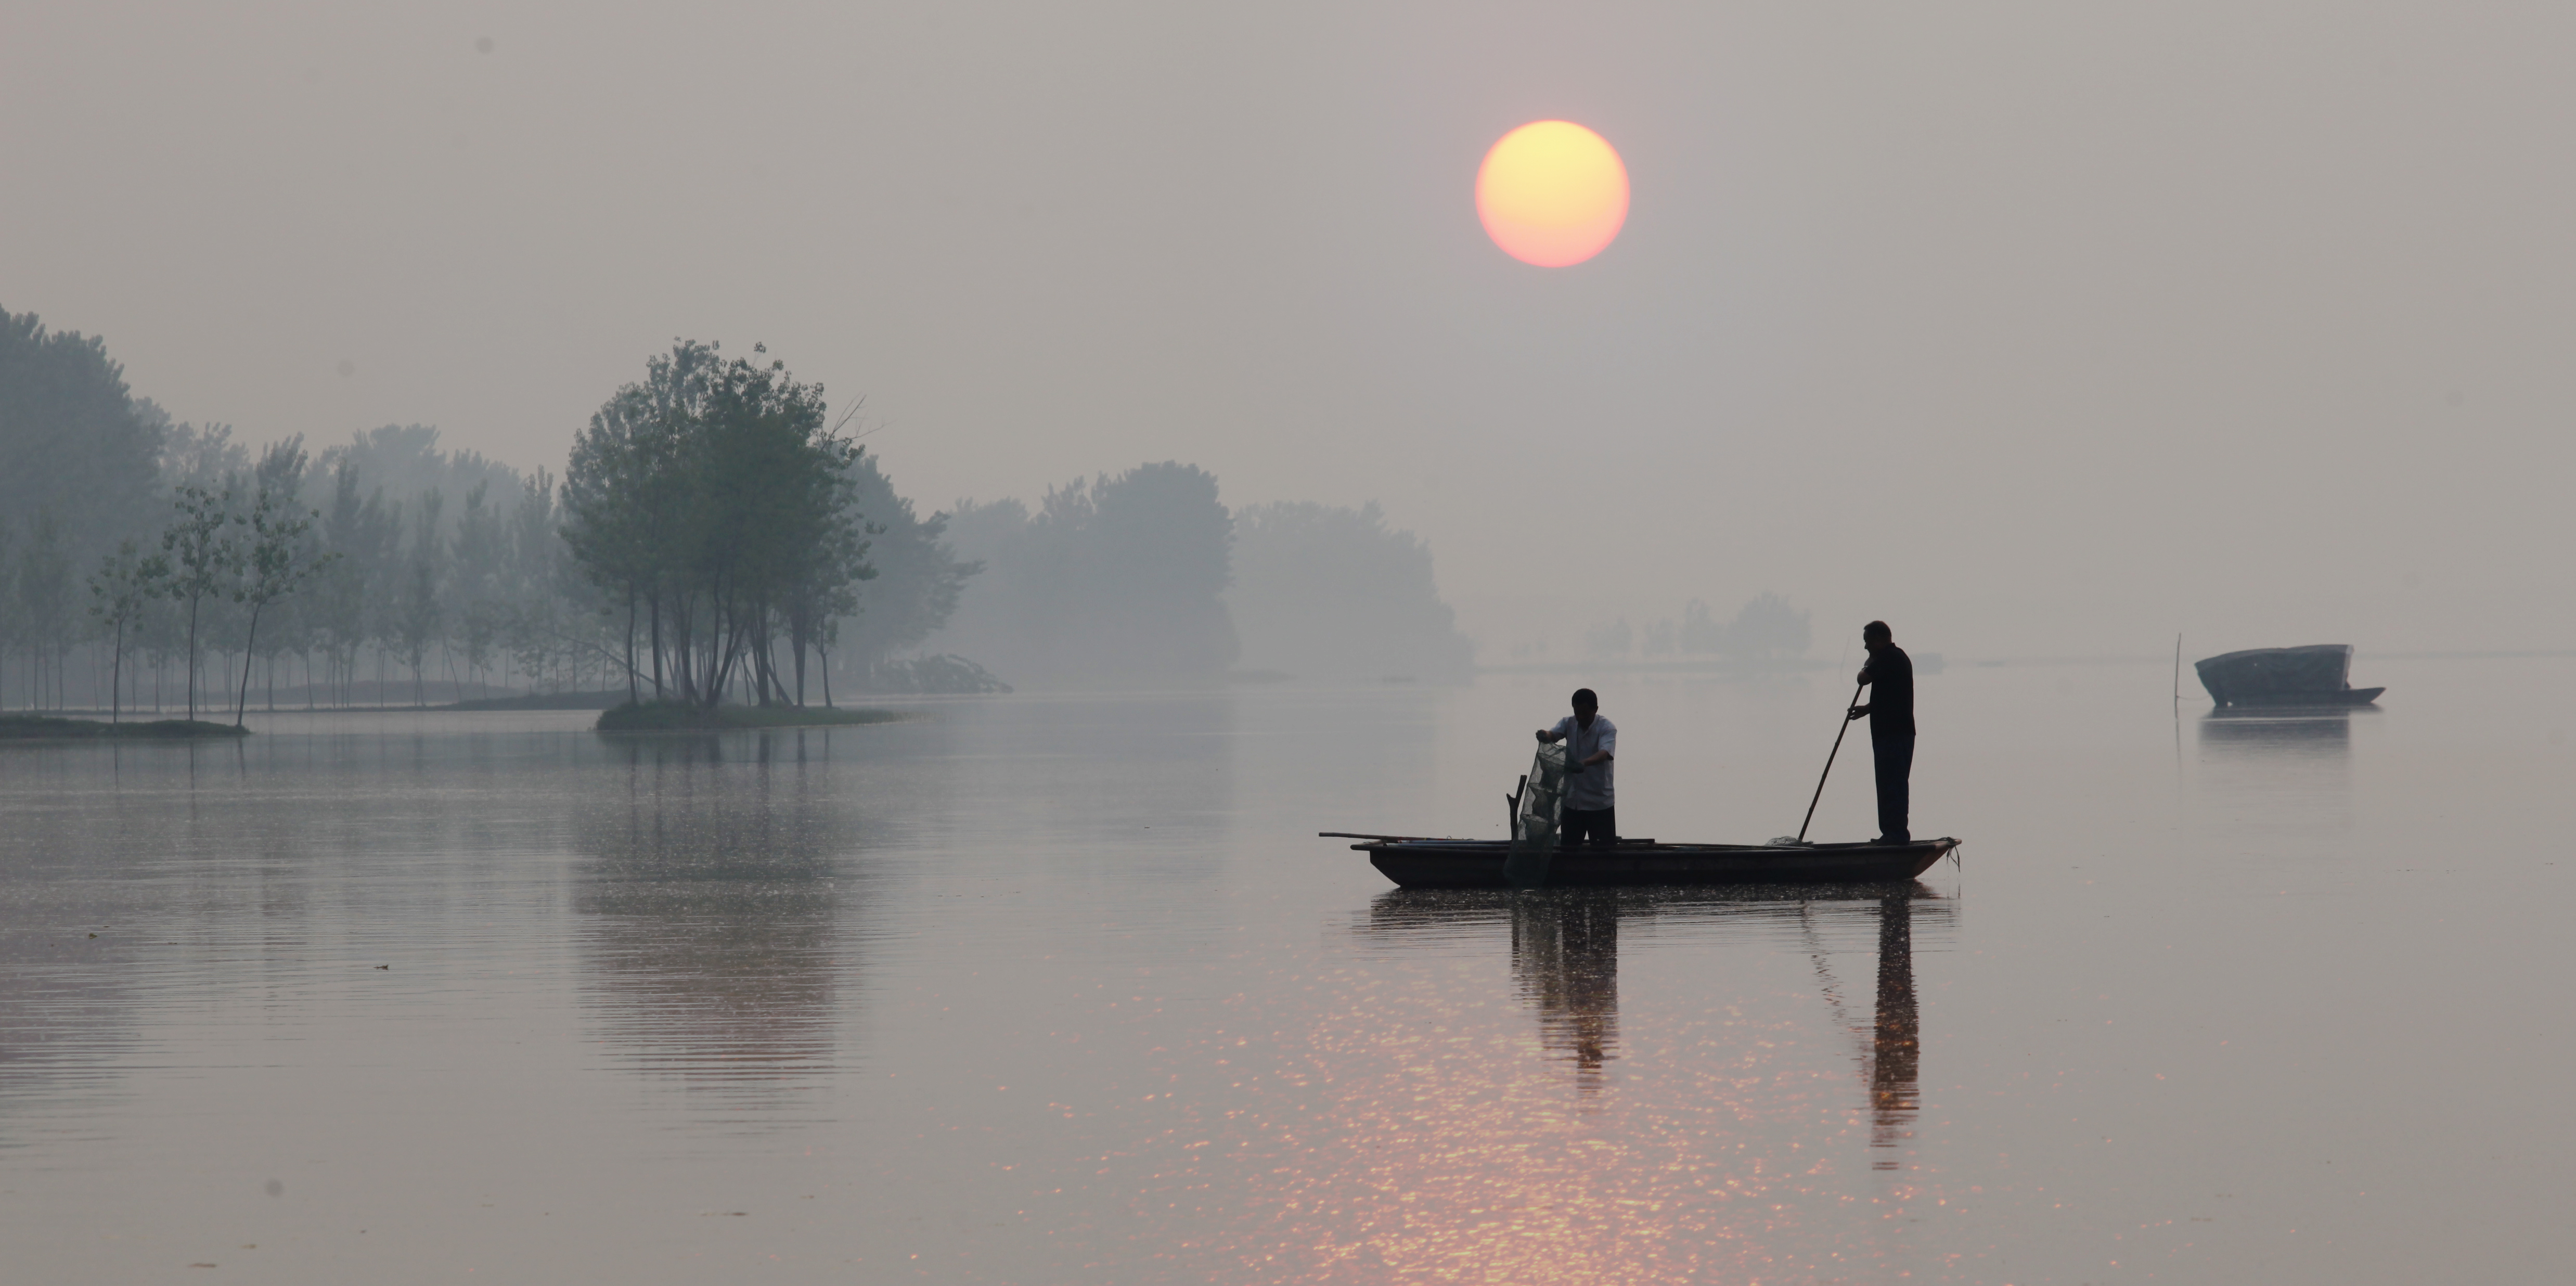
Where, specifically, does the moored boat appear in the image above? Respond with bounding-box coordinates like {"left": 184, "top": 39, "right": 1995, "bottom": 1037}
{"left": 2195, "top": 644, "right": 2385, "bottom": 707}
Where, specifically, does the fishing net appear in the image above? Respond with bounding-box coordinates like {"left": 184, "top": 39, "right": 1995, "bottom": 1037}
{"left": 1504, "top": 742, "right": 1568, "bottom": 888}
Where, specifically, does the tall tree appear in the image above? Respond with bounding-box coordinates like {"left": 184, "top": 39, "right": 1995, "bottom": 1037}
{"left": 391, "top": 490, "right": 445, "bottom": 706}
{"left": 160, "top": 484, "right": 240, "bottom": 720}
{"left": 562, "top": 342, "right": 871, "bottom": 709}
{"left": 228, "top": 468, "right": 333, "bottom": 727}
{"left": 16, "top": 513, "right": 74, "bottom": 708}
{"left": 0, "top": 307, "right": 168, "bottom": 568}
{"left": 833, "top": 451, "right": 977, "bottom": 688}
{"left": 86, "top": 540, "right": 166, "bottom": 724}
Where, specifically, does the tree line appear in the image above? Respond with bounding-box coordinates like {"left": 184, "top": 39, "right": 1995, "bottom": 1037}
{"left": 0, "top": 314, "right": 972, "bottom": 715}
{"left": 4, "top": 305, "right": 1484, "bottom": 711}
{"left": 1576, "top": 593, "right": 1814, "bottom": 663}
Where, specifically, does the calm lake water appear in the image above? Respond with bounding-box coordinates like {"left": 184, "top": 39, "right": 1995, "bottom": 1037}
{"left": 5, "top": 657, "right": 2570, "bottom": 1283}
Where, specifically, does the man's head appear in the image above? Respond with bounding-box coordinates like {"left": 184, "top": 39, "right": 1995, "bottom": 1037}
{"left": 1863, "top": 620, "right": 1892, "bottom": 649}
{"left": 1572, "top": 688, "right": 1599, "bottom": 725}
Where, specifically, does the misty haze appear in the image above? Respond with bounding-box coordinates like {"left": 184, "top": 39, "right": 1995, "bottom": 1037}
{"left": 6, "top": 3, "right": 2573, "bottom": 1282}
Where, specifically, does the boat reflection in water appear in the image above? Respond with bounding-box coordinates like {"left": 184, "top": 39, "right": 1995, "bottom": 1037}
{"left": 2198, "top": 705, "right": 2358, "bottom": 757}
{"left": 2194, "top": 706, "right": 2360, "bottom": 836}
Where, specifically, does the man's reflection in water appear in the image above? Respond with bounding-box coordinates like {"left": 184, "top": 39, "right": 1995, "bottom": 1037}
{"left": 1341, "top": 884, "right": 1948, "bottom": 1278}
{"left": 1372, "top": 885, "right": 1933, "bottom": 1132}
{"left": 1870, "top": 893, "right": 1918, "bottom": 1168}
{"left": 1510, "top": 893, "right": 1621, "bottom": 1095}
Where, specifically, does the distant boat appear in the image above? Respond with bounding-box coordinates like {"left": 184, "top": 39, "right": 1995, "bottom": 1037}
{"left": 2194, "top": 645, "right": 2384, "bottom": 707}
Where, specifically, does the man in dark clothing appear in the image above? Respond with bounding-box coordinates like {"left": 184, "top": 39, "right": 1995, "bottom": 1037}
{"left": 1846, "top": 621, "right": 1916, "bottom": 844}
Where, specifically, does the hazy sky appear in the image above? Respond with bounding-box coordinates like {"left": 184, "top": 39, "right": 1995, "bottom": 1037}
{"left": 8, "top": 2, "right": 2571, "bottom": 660}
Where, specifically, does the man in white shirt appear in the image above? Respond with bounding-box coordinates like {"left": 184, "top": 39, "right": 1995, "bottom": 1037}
{"left": 1536, "top": 688, "right": 1618, "bottom": 846}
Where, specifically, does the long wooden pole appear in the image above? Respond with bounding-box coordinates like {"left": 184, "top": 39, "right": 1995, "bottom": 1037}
{"left": 1798, "top": 683, "right": 1868, "bottom": 843}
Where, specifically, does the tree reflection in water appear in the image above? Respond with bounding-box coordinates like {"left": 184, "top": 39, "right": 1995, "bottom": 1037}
{"left": 573, "top": 732, "right": 876, "bottom": 1125}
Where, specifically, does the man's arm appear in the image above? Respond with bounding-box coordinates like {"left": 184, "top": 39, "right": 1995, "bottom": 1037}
{"left": 1582, "top": 725, "right": 1616, "bottom": 766}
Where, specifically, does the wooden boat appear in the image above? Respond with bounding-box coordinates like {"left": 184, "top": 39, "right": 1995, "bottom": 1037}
{"left": 1331, "top": 834, "right": 1961, "bottom": 889}
{"left": 2195, "top": 645, "right": 2384, "bottom": 707}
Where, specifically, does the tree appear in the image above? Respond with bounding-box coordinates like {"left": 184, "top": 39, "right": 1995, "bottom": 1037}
{"left": 160, "top": 484, "right": 240, "bottom": 720}
{"left": 391, "top": 493, "right": 445, "bottom": 707}
{"left": 16, "top": 512, "right": 73, "bottom": 708}
{"left": 562, "top": 341, "right": 873, "bottom": 709}
{"left": 1229, "top": 500, "right": 1473, "bottom": 681}
{"left": 1720, "top": 592, "right": 1811, "bottom": 661}
{"left": 0, "top": 519, "right": 15, "bottom": 706}
{"left": 1679, "top": 599, "right": 1724, "bottom": 654}
{"left": 88, "top": 540, "right": 166, "bottom": 723}
{"left": 228, "top": 477, "right": 333, "bottom": 726}
{"left": 928, "top": 465, "right": 1238, "bottom": 688}
{"left": 832, "top": 451, "right": 978, "bottom": 692}
{"left": 0, "top": 307, "right": 168, "bottom": 569}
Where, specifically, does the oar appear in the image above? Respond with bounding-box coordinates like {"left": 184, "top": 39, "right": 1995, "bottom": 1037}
{"left": 1796, "top": 684, "right": 1867, "bottom": 844}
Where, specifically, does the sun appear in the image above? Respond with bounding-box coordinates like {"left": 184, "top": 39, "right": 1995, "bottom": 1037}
{"left": 1475, "top": 121, "right": 1630, "bottom": 267}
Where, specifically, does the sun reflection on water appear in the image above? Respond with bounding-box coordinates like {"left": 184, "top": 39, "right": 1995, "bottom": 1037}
{"left": 1096, "top": 886, "right": 1955, "bottom": 1283}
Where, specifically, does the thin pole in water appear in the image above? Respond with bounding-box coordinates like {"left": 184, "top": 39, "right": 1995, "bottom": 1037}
{"left": 1798, "top": 683, "right": 1867, "bottom": 843}
{"left": 2173, "top": 633, "right": 2182, "bottom": 713}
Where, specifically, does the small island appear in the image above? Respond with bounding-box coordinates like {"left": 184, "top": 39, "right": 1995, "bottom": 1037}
{"left": 0, "top": 715, "right": 250, "bottom": 741}
{"left": 593, "top": 701, "right": 904, "bottom": 733}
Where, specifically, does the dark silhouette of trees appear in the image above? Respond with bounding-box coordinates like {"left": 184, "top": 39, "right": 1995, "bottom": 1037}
{"left": 831, "top": 452, "right": 978, "bottom": 698}
{"left": 936, "top": 464, "right": 1238, "bottom": 687}
{"left": 0, "top": 306, "right": 1483, "bottom": 708}
{"left": 160, "top": 484, "right": 237, "bottom": 719}
{"left": 87, "top": 541, "right": 163, "bottom": 723}
{"left": 0, "top": 307, "right": 168, "bottom": 566}
{"left": 1665, "top": 593, "right": 1814, "bottom": 662}
{"left": 1719, "top": 591, "right": 1811, "bottom": 660}
{"left": 226, "top": 460, "right": 333, "bottom": 727}
{"left": 1230, "top": 500, "right": 1473, "bottom": 681}
{"left": 561, "top": 341, "right": 877, "bottom": 709}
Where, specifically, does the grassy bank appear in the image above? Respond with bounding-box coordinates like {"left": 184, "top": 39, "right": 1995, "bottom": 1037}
{"left": 0, "top": 714, "right": 251, "bottom": 741}
{"left": 448, "top": 690, "right": 628, "bottom": 712}
{"left": 594, "top": 700, "right": 905, "bottom": 733}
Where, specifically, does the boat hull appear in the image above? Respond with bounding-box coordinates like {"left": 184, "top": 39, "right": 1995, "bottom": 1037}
{"left": 2213, "top": 686, "right": 2384, "bottom": 708}
{"left": 2195, "top": 645, "right": 2384, "bottom": 706}
{"left": 1362, "top": 838, "right": 1959, "bottom": 889}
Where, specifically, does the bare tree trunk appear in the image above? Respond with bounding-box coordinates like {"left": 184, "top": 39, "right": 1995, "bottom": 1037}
{"left": 185, "top": 593, "right": 201, "bottom": 720}
{"left": 649, "top": 594, "right": 665, "bottom": 700}
{"left": 233, "top": 604, "right": 266, "bottom": 728}
{"left": 625, "top": 589, "right": 639, "bottom": 706}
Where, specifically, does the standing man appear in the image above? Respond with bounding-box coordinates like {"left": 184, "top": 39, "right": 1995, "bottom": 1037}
{"left": 1847, "top": 621, "right": 1916, "bottom": 844}
{"left": 1538, "top": 688, "right": 1618, "bottom": 846}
